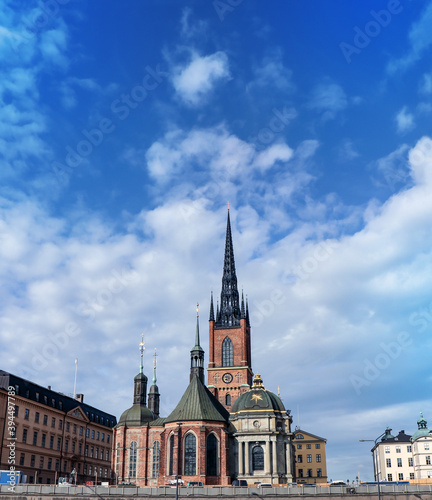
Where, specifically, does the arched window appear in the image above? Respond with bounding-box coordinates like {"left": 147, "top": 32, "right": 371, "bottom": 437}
{"left": 129, "top": 441, "right": 137, "bottom": 478}
{"left": 152, "top": 441, "right": 160, "bottom": 478}
{"left": 184, "top": 434, "right": 196, "bottom": 476}
{"left": 169, "top": 434, "right": 175, "bottom": 476}
{"left": 206, "top": 434, "right": 218, "bottom": 476}
{"left": 222, "top": 337, "right": 233, "bottom": 366}
{"left": 252, "top": 445, "right": 264, "bottom": 471}
{"left": 116, "top": 443, "right": 120, "bottom": 475}
{"left": 226, "top": 393, "right": 231, "bottom": 406}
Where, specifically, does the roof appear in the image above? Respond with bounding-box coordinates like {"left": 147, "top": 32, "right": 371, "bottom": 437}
{"left": 116, "top": 404, "right": 154, "bottom": 428}
{"left": 380, "top": 430, "right": 411, "bottom": 443}
{"left": 294, "top": 429, "right": 327, "bottom": 442}
{"left": 164, "top": 375, "right": 230, "bottom": 424}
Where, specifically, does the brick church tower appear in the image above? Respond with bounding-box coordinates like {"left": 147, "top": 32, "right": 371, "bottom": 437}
{"left": 207, "top": 210, "right": 253, "bottom": 410}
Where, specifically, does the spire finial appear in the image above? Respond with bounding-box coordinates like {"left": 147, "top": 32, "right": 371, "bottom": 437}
{"left": 152, "top": 348, "right": 158, "bottom": 384}
{"left": 139, "top": 333, "right": 145, "bottom": 374}
{"left": 226, "top": 201, "right": 230, "bottom": 211}
{"left": 197, "top": 302, "right": 199, "bottom": 316}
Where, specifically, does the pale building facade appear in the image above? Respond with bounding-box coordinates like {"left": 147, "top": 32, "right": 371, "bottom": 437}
{"left": 373, "top": 428, "right": 413, "bottom": 482}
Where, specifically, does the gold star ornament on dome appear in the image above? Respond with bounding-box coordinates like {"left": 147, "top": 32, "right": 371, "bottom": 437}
{"left": 251, "top": 393, "right": 263, "bottom": 403}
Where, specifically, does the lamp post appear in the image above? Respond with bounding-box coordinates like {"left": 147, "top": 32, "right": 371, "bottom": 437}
{"left": 175, "top": 422, "right": 182, "bottom": 500}
{"left": 360, "top": 431, "right": 386, "bottom": 500}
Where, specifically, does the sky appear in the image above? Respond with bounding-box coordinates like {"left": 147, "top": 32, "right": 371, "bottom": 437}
{"left": 1, "top": 0, "right": 432, "bottom": 483}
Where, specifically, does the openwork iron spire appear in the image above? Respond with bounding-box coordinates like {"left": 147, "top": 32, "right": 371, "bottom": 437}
{"left": 216, "top": 210, "right": 241, "bottom": 327}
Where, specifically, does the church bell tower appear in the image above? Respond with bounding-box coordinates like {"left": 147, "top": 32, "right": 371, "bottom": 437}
{"left": 208, "top": 209, "right": 252, "bottom": 410}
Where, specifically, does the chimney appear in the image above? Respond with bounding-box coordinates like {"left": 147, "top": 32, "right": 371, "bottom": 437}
{"left": 75, "top": 394, "right": 84, "bottom": 403}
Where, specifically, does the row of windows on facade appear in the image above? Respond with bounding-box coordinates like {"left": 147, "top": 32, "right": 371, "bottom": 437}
{"left": 386, "top": 457, "right": 414, "bottom": 467}
{"left": 297, "top": 454, "right": 322, "bottom": 463}
{"left": 297, "top": 469, "right": 323, "bottom": 478}
{"left": 15, "top": 407, "right": 110, "bottom": 442}
{"left": 385, "top": 444, "right": 432, "bottom": 453}
{"left": 22, "top": 457, "right": 110, "bottom": 484}
{"left": 20, "top": 429, "right": 110, "bottom": 460}
{"left": 118, "top": 434, "right": 220, "bottom": 479}
{"left": 297, "top": 443, "right": 321, "bottom": 449}
{"left": 12, "top": 388, "right": 114, "bottom": 427}
{"left": 387, "top": 473, "right": 415, "bottom": 481}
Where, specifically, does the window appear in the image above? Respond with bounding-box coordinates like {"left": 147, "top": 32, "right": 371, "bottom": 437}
{"left": 106, "top": 449, "right": 109, "bottom": 461}
{"left": 59, "top": 401, "right": 63, "bottom": 410}
{"left": 307, "top": 469, "right": 313, "bottom": 477}
{"left": 52, "top": 417, "right": 55, "bottom": 428}
{"left": 426, "top": 456, "right": 431, "bottom": 465}
{"left": 207, "top": 434, "right": 218, "bottom": 476}
{"left": 252, "top": 445, "right": 264, "bottom": 472}
{"left": 396, "top": 447, "right": 401, "bottom": 453}
{"left": 407, "top": 445, "right": 412, "bottom": 453}
{"left": 80, "top": 426, "right": 83, "bottom": 436}
{"left": 410, "top": 473, "right": 415, "bottom": 480}
{"left": 316, "top": 454, "right": 321, "bottom": 462}
{"left": 184, "top": 434, "right": 197, "bottom": 475}
{"left": 73, "top": 424, "right": 77, "bottom": 434}
{"left": 297, "top": 444, "right": 302, "bottom": 449}
{"left": 226, "top": 394, "right": 231, "bottom": 406}
{"left": 50, "top": 436, "right": 54, "bottom": 449}
{"left": 409, "top": 457, "right": 413, "bottom": 467}
{"left": 57, "top": 438, "right": 61, "bottom": 451}
{"left": 426, "top": 443, "right": 430, "bottom": 451}
{"left": 20, "top": 453, "right": 25, "bottom": 466}
{"left": 152, "top": 441, "right": 160, "bottom": 478}
{"left": 129, "top": 441, "right": 137, "bottom": 478}
{"left": 51, "top": 398, "right": 55, "bottom": 407}
{"left": 297, "top": 434, "right": 304, "bottom": 439}
{"left": 97, "top": 431, "right": 100, "bottom": 440}
{"left": 43, "top": 395, "right": 48, "bottom": 404}
{"left": 65, "top": 440, "right": 69, "bottom": 452}
{"left": 387, "top": 474, "right": 392, "bottom": 481}
{"left": 386, "top": 458, "right": 391, "bottom": 467}
{"left": 35, "top": 412, "right": 40, "bottom": 423}
{"left": 72, "top": 441, "right": 76, "bottom": 453}
{"left": 398, "top": 473, "right": 404, "bottom": 481}
{"left": 30, "top": 455, "right": 35, "bottom": 467}
{"left": 24, "top": 409, "right": 29, "bottom": 420}
{"left": 36, "top": 393, "right": 40, "bottom": 402}
{"left": 48, "top": 458, "right": 52, "bottom": 470}
{"left": 23, "top": 429, "right": 28, "bottom": 443}
{"left": 297, "top": 455, "right": 303, "bottom": 463}
{"left": 306, "top": 444, "right": 311, "bottom": 449}
{"left": 95, "top": 447, "right": 98, "bottom": 459}
{"left": 33, "top": 431, "right": 38, "bottom": 446}
{"left": 222, "top": 337, "right": 233, "bottom": 366}
{"left": 86, "top": 429, "right": 90, "bottom": 438}
{"left": 92, "top": 430, "right": 95, "bottom": 439}
{"left": 317, "top": 468, "right": 322, "bottom": 477}
{"left": 42, "top": 434, "right": 46, "bottom": 448}
{"left": 55, "top": 460, "right": 60, "bottom": 471}
{"left": 316, "top": 444, "right": 320, "bottom": 449}
{"left": 66, "top": 422, "right": 70, "bottom": 432}
{"left": 85, "top": 445, "right": 89, "bottom": 457}
{"left": 59, "top": 420, "right": 63, "bottom": 430}
{"left": 169, "top": 434, "right": 175, "bottom": 476}
{"left": 43, "top": 414, "right": 48, "bottom": 425}
{"left": 397, "top": 458, "right": 402, "bottom": 467}
{"left": 107, "top": 435, "right": 110, "bottom": 444}
{"left": 385, "top": 446, "right": 390, "bottom": 453}
{"left": 79, "top": 443, "right": 82, "bottom": 455}
{"left": 90, "top": 446, "right": 94, "bottom": 458}
{"left": 298, "top": 469, "right": 303, "bottom": 478}
{"left": 307, "top": 454, "right": 312, "bottom": 463}
{"left": 101, "top": 432, "right": 105, "bottom": 441}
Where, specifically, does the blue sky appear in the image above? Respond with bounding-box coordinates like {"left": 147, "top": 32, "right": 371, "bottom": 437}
{"left": 2, "top": 0, "right": 432, "bottom": 482}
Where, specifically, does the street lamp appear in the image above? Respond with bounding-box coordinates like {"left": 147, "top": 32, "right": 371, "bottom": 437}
{"left": 360, "top": 430, "right": 386, "bottom": 500}
{"left": 175, "top": 422, "right": 182, "bottom": 500}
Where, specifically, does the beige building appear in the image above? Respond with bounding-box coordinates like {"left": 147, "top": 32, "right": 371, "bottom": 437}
{"left": 0, "top": 370, "right": 116, "bottom": 485}
{"left": 293, "top": 429, "right": 327, "bottom": 484}
{"left": 372, "top": 428, "right": 413, "bottom": 482}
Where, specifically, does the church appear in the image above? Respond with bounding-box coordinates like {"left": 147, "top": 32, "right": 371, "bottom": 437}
{"left": 113, "top": 211, "right": 295, "bottom": 486}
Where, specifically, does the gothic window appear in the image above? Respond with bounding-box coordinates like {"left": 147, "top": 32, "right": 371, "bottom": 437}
{"left": 252, "top": 445, "right": 264, "bottom": 471}
{"left": 116, "top": 444, "right": 120, "bottom": 475}
{"left": 222, "top": 337, "right": 233, "bottom": 366}
{"left": 226, "top": 393, "right": 231, "bottom": 406}
{"left": 169, "top": 434, "right": 175, "bottom": 476}
{"left": 129, "top": 441, "right": 137, "bottom": 478}
{"left": 206, "top": 434, "right": 218, "bottom": 476}
{"left": 152, "top": 441, "right": 160, "bottom": 478}
{"left": 184, "top": 433, "right": 196, "bottom": 476}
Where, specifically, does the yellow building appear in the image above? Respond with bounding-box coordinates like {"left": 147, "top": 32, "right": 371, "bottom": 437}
{"left": 293, "top": 429, "right": 327, "bottom": 484}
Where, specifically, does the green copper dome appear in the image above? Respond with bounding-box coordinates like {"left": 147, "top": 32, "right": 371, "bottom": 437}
{"left": 117, "top": 404, "right": 154, "bottom": 428}
{"left": 412, "top": 412, "right": 430, "bottom": 440}
{"left": 231, "top": 373, "right": 287, "bottom": 416}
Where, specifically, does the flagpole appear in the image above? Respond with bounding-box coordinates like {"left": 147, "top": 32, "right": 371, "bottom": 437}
{"left": 73, "top": 359, "right": 78, "bottom": 399}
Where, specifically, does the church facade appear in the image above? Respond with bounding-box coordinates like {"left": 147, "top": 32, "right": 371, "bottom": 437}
{"left": 113, "top": 211, "right": 295, "bottom": 486}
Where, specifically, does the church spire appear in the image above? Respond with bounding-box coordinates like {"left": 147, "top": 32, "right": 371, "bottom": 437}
{"left": 216, "top": 209, "right": 241, "bottom": 327}
{"left": 209, "top": 291, "right": 215, "bottom": 321}
{"left": 148, "top": 348, "right": 160, "bottom": 418}
{"left": 134, "top": 334, "right": 148, "bottom": 406}
{"left": 190, "top": 303, "right": 205, "bottom": 383}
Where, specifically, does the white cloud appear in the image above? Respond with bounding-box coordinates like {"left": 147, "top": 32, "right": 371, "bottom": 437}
{"left": 172, "top": 51, "right": 230, "bottom": 106}
{"left": 308, "top": 81, "right": 348, "bottom": 121}
{"left": 395, "top": 106, "right": 415, "bottom": 134}
{"left": 247, "top": 52, "right": 294, "bottom": 92}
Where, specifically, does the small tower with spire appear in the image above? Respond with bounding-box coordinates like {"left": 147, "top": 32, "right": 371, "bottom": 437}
{"left": 191, "top": 303, "right": 205, "bottom": 384}
{"left": 148, "top": 348, "right": 160, "bottom": 418}
{"left": 134, "top": 334, "right": 148, "bottom": 406}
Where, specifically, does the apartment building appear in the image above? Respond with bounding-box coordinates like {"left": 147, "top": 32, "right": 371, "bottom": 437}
{"left": 293, "top": 429, "right": 327, "bottom": 484}
{"left": 373, "top": 428, "right": 414, "bottom": 482}
{"left": 0, "top": 370, "right": 116, "bottom": 484}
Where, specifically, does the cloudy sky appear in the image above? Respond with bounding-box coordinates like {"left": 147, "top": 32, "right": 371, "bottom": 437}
{"left": 2, "top": 0, "right": 432, "bottom": 482}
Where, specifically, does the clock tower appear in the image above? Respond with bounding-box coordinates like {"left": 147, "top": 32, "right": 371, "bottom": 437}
{"left": 208, "top": 209, "right": 253, "bottom": 410}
